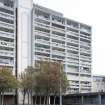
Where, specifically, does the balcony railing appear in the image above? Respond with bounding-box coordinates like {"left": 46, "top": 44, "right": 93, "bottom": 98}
{"left": 0, "top": 50, "right": 14, "bottom": 57}
{"left": 51, "top": 34, "right": 65, "bottom": 41}
{"left": 52, "top": 42, "right": 65, "bottom": 48}
{"left": 80, "top": 42, "right": 91, "bottom": 46}
{"left": 0, "top": 31, "right": 14, "bottom": 38}
{"left": 80, "top": 49, "right": 91, "bottom": 54}
{"left": 35, "top": 48, "right": 50, "bottom": 53}
{"left": 0, "top": 59, "right": 14, "bottom": 66}
{"left": 35, "top": 22, "right": 50, "bottom": 29}
{"left": 67, "top": 39, "right": 79, "bottom": 44}
{"left": 35, "top": 31, "right": 50, "bottom": 37}
{"left": 35, "top": 39, "right": 50, "bottom": 45}
{"left": 80, "top": 27, "right": 91, "bottom": 34}
{"left": 35, "top": 55, "right": 50, "bottom": 61}
{"left": 0, "top": 40, "right": 14, "bottom": 47}
{"left": 67, "top": 53, "right": 79, "bottom": 58}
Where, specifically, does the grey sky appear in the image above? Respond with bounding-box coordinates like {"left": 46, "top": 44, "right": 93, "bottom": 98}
{"left": 33, "top": 0, "right": 105, "bottom": 75}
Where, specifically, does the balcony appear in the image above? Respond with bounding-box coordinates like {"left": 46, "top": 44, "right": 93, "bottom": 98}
{"left": 80, "top": 62, "right": 91, "bottom": 66}
{"left": 0, "top": 22, "right": 14, "bottom": 30}
{"left": 80, "top": 27, "right": 91, "bottom": 34}
{"left": 67, "top": 38, "right": 79, "bottom": 44}
{"left": 0, "top": 31, "right": 14, "bottom": 38}
{"left": 81, "top": 84, "right": 91, "bottom": 88}
{"left": 66, "top": 69, "right": 79, "bottom": 74}
{"left": 67, "top": 46, "right": 79, "bottom": 52}
{"left": 35, "top": 39, "right": 50, "bottom": 45}
{"left": 52, "top": 50, "right": 65, "bottom": 56}
{"left": 51, "top": 42, "right": 65, "bottom": 49}
{"left": 80, "top": 34, "right": 91, "bottom": 39}
{"left": 35, "top": 22, "right": 50, "bottom": 29}
{"left": 67, "top": 75, "right": 79, "bottom": 81}
{"left": 0, "top": 12, "right": 14, "bottom": 20}
{"left": 80, "top": 55, "right": 91, "bottom": 60}
{"left": 51, "top": 34, "right": 65, "bottom": 41}
{"left": 80, "top": 77, "right": 91, "bottom": 82}
{"left": 0, "top": 50, "right": 14, "bottom": 57}
{"left": 35, "top": 31, "right": 50, "bottom": 37}
{"left": 0, "top": 40, "right": 14, "bottom": 48}
{"left": 80, "top": 70, "right": 91, "bottom": 74}
{"left": 51, "top": 57, "right": 65, "bottom": 62}
{"left": 0, "top": 7, "right": 14, "bottom": 16}
{"left": 80, "top": 49, "right": 91, "bottom": 54}
{"left": 35, "top": 15, "right": 50, "bottom": 21}
{"left": 35, "top": 48, "right": 50, "bottom": 54}
{"left": 0, "top": 59, "right": 14, "bottom": 66}
{"left": 35, "top": 55, "right": 50, "bottom": 61}
{"left": 0, "top": 11, "right": 14, "bottom": 19}
{"left": 67, "top": 62, "right": 79, "bottom": 66}
{"left": 52, "top": 26, "right": 65, "bottom": 33}
{"left": 80, "top": 42, "right": 91, "bottom": 47}
{"left": 67, "top": 53, "right": 79, "bottom": 58}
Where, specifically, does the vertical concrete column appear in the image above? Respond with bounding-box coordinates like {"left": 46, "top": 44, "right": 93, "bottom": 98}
{"left": 81, "top": 96, "right": 84, "bottom": 105}
{"left": 17, "top": 0, "right": 33, "bottom": 104}
{"left": 98, "top": 94, "right": 101, "bottom": 105}
{"left": 17, "top": 0, "right": 33, "bottom": 74}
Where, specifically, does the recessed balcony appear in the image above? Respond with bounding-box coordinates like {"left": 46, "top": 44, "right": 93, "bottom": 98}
{"left": 52, "top": 50, "right": 65, "bottom": 56}
{"left": 0, "top": 59, "right": 14, "bottom": 66}
{"left": 51, "top": 34, "right": 65, "bottom": 41}
{"left": 51, "top": 42, "right": 65, "bottom": 48}
{"left": 35, "top": 39, "right": 50, "bottom": 45}
{"left": 0, "top": 50, "right": 14, "bottom": 57}
{"left": 35, "top": 47, "right": 50, "bottom": 54}
{"left": 0, "top": 40, "right": 14, "bottom": 48}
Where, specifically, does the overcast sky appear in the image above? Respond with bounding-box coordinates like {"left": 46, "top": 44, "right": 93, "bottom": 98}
{"left": 33, "top": 0, "right": 105, "bottom": 75}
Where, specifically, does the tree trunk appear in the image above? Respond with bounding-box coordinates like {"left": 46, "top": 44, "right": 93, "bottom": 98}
{"left": 47, "top": 95, "right": 50, "bottom": 105}
{"left": 23, "top": 90, "right": 26, "bottom": 105}
{"left": 54, "top": 96, "right": 56, "bottom": 105}
{"left": 30, "top": 90, "right": 33, "bottom": 105}
{"left": 1, "top": 90, "right": 4, "bottom": 105}
{"left": 34, "top": 96, "right": 37, "bottom": 105}
{"left": 44, "top": 96, "right": 46, "bottom": 105}
{"left": 28, "top": 91, "right": 30, "bottom": 105}
{"left": 1, "top": 91, "right": 4, "bottom": 105}
{"left": 40, "top": 95, "right": 41, "bottom": 105}
{"left": 0, "top": 92, "right": 1, "bottom": 105}
{"left": 48, "top": 96, "right": 50, "bottom": 105}
{"left": 46, "top": 96, "right": 48, "bottom": 105}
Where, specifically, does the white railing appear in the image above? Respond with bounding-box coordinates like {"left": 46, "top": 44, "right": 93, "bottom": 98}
{"left": 0, "top": 59, "right": 14, "bottom": 66}
{"left": 35, "top": 39, "right": 50, "bottom": 45}
{"left": 35, "top": 31, "right": 50, "bottom": 37}
{"left": 51, "top": 34, "right": 65, "bottom": 40}
{"left": 0, "top": 50, "right": 14, "bottom": 57}
{"left": 52, "top": 50, "right": 65, "bottom": 56}
{"left": 35, "top": 48, "right": 50, "bottom": 53}
{"left": 52, "top": 42, "right": 65, "bottom": 48}
{"left": 0, "top": 40, "right": 14, "bottom": 47}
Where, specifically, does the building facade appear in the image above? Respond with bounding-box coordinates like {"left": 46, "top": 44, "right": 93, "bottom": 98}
{"left": 32, "top": 5, "right": 92, "bottom": 93}
{"left": 63, "top": 92, "right": 105, "bottom": 105}
{"left": 0, "top": 0, "right": 92, "bottom": 93}
{"left": 0, "top": 0, "right": 16, "bottom": 75}
{"left": 92, "top": 75, "right": 105, "bottom": 92}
